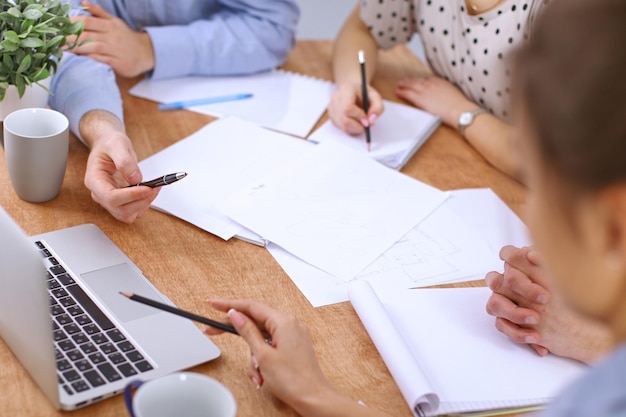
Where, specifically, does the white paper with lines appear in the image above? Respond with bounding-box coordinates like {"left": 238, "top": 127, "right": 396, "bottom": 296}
{"left": 348, "top": 282, "right": 587, "bottom": 417}
{"left": 129, "top": 70, "right": 334, "bottom": 138}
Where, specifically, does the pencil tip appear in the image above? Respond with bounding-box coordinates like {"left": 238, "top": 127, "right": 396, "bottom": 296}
{"left": 119, "top": 291, "right": 132, "bottom": 297}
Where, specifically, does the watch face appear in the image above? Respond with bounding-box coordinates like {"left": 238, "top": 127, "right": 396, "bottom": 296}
{"left": 459, "top": 112, "right": 473, "bottom": 125}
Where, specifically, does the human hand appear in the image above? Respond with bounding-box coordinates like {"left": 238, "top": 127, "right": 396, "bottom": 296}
{"left": 328, "top": 82, "right": 384, "bottom": 135}
{"left": 396, "top": 75, "right": 477, "bottom": 127}
{"left": 81, "top": 111, "right": 159, "bottom": 223}
{"left": 67, "top": 1, "right": 154, "bottom": 77}
{"left": 205, "top": 299, "right": 335, "bottom": 413}
{"left": 485, "top": 245, "right": 612, "bottom": 364}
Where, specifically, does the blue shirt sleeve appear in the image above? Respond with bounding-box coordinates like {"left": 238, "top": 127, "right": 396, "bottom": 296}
{"left": 146, "top": 0, "right": 300, "bottom": 79}
{"left": 49, "top": 0, "right": 299, "bottom": 142}
{"left": 49, "top": 52, "right": 123, "bottom": 144}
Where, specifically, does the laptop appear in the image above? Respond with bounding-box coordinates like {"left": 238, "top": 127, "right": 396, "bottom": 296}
{"left": 0, "top": 206, "right": 221, "bottom": 410}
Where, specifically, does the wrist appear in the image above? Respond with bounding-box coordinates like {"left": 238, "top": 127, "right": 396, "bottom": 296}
{"left": 456, "top": 107, "right": 489, "bottom": 139}
{"left": 138, "top": 32, "right": 155, "bottom": 74}
{"left": 79, "top": 110, "right": 125, "bottom": 149}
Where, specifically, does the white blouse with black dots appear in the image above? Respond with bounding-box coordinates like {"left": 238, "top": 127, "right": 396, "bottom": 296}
{"left": 360, "top": 0, "right": 549, "bottom": 121}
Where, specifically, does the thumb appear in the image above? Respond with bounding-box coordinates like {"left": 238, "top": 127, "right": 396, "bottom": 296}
{"left": 106, "top": 143, "right": 142, "bottom": 185}
{"left": 228, "top": 309, "right": 270, "bottom": 354}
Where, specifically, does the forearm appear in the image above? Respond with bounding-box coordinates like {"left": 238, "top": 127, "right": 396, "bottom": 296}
{"left": 332, "top": 3, "right": 379, "bottom": 87}
{"left": 461, "top": 113, "right": 521, "bottom": 181}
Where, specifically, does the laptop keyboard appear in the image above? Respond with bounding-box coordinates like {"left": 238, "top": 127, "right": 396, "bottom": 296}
{"left": 36, "top": 241, "right": 154, "bottom": 396}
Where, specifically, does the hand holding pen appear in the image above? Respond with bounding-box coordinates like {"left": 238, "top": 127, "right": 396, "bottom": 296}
{"left": 127, "top": 172, "right": 187, "bottom": 188}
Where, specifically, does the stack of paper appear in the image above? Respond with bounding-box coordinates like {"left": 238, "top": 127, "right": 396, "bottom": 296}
{"left": 138, "top": 115, "right": 530, "bottom": 307}
{"left": 139, "top": 117, "right": 449, "bottom": 285}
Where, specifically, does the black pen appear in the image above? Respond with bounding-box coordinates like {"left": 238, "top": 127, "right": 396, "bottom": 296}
{"left": 119, "top": 292, "right": 238, "bottom": 335}
{"left": 358, "top": 50, "right": 372, "bottom": 152}
{"left": 127, "top": 172, "right": 187, "bottom": 188}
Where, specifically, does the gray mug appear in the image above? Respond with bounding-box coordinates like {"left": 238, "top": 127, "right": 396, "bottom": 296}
{"left": 3, "top": 108, "right": 69, "bottom": 203}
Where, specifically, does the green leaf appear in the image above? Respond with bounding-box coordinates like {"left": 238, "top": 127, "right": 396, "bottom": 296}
{"left": 66, "top": 21, "right": 84, "bottom": 36}
{"left": 19, "top": 37, "right": 44, "bottom": 48}
{"left": 6, "top": 7, "right": 22, "bottom": 19}
{"left": 23, "top": 9, "right": 43, "bottom": 20}
{"left": 2, "top": 54, "right": 13, "bottom": 71}
{"left": 19, "top": 19, "right": 34, "bottom": 37}
{"left": 32, "top": 66, "right": 50, "bottom": 82}
{"left": 16, "top": 74, "right": 26, "bottom": 98}
{"left": 3, "top": 31, "right": 19, "bottom": 44}
{"left": 0, "top": 40, "right": 19, "bottom": 52}
{"left": 46, "top": 35, "right": 64, "bottom": 49}
{"left": 16, "top": 54, "right": 31, "bottom": 74}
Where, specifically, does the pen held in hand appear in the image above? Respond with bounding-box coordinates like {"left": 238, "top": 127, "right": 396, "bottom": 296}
{"left": 119, "top": 292, "right": 238, "bottom": 335}
{"left": 127, "top": 172, "right": 187, "bottom": 188}
{"left": 358, "top": 50, "right": 372, "bottom": 152}
{"left": 158, "top": 93, "right": 253, "bottom": 111}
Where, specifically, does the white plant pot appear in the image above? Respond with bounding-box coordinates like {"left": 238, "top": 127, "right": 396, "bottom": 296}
{"left": 0, "top": 77, "right": 51, "bottom": 122}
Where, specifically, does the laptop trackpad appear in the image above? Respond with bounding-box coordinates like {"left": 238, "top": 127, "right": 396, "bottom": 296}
{"left": 81, "top": 263, "right": 163, "bottom": 323}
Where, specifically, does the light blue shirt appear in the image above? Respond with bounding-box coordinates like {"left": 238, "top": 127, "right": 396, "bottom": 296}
{"left": 540, "top": 342, "right": 626, "bottom": 417}
{"left": 50, "top": 0, "right": 299, "bottom": 140}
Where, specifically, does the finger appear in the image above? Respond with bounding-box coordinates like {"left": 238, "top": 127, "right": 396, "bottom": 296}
{"left": 527, "top": 248, "right": 542, "bottom": 266}
{"left": 494, "top": 317, "right": 542, "bottom": 345}
{"left": 503, "top": 264, "right": 550, "bottom": 305}
{"left": 104, "top": 146, "right": 142, "bottom": 185}
{"left": 248, "top": 354, "right": 264, "bottom": 389}
{"left": 485, "top": 293, "right": 540, "bottom": 326}
{"left": 331, "top": 105, "right": 367, "bottom": 135}
{"left": 499, "top": 244, "right": 529, "bottom": 262}
{"left": 227, "top": 307, "right": 275, "bottom": 354}
{"left": 367, "top": 90, "right": 384, "bottom": 123}
{"left": 396, "top": 85, "right": 426, "bottom": 109}
{"left": 98, "top": 190, "right": 158, "bottom": 223}
{"left": 530, "top": 344, "right": 550, "bottom": 357}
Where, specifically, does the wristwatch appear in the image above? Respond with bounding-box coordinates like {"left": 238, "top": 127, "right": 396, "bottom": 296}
{"left": 458, "top": 108, "right": 488, "bottom": 139}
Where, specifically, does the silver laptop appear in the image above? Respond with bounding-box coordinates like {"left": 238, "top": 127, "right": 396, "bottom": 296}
{"left": 0, "top": 206, "right": 220, "bottom": 410}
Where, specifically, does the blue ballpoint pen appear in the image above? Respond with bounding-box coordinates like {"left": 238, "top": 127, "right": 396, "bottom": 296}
{"left": 158, "top": 93, "right": 253, "bottom": 111}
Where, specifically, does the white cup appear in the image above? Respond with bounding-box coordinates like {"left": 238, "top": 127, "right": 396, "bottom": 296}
{"left": 3, "top": 108, "right": 69, "bottom": 203}
{"left": 124, "top": 372, "right": 237, "bottom": 417}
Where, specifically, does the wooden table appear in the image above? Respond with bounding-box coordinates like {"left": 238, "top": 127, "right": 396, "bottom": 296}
{"left": 0, "top": 41, "right": 526, "bottom": 417}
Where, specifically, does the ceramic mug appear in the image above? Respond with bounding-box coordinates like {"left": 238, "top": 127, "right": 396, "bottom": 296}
{"left": 124, "top": 372, "right": 237, "bottom": 417}
{"left": 3, "top": 108, "right": 69, "bottom": 203}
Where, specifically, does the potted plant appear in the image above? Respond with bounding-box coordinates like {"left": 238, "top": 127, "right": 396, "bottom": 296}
{"left": 0, "top": 0, "right": 84, "bottom": 119}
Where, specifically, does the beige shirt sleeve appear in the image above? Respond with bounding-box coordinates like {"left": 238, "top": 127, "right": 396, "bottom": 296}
{"left": 359, "top": 0, "right": 419, "bottom": 49}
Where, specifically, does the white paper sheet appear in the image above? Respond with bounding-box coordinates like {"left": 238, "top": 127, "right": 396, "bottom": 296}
{"left": 219, "top": 141, "right": 448, "bottom": 280}
{"left": 308, "top": 100, "right": 440, "bottom": 170}
{"left": 267, "top": 188, "right": 531, "bottom": 307}
{"left": 349, "top": 282, "right": 587, "bottom": 417}
{"left": 129, "top": 70, "right": 334, "bottom": 138}
{"left": 138, "top": 117, "right": 313, "bottom": 240}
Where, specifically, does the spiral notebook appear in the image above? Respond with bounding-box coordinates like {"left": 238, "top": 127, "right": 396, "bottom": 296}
{"left": 348, "top": 282, "right": 587, "bottom": 417}
{"left": 129, "top": 69, "right": 334, "bottom": 138}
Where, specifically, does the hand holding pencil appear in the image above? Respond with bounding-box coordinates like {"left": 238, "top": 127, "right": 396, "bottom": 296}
{"left": 205, "top": 298, "right": 333, "bottom": 401}
{"left": 327, "top": 53, "right": 384, "bottom": 139}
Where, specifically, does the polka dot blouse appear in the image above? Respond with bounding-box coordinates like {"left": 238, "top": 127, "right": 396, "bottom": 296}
{"left": 360, "top": 0, "right": 550, "bottom": 121}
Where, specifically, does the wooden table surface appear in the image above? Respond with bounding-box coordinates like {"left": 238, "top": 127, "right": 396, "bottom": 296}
{"left": 0, "top": 41, "right": 526, "bottom": 417}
